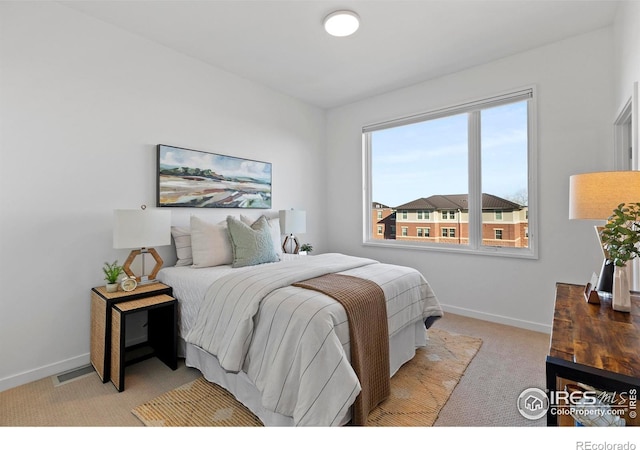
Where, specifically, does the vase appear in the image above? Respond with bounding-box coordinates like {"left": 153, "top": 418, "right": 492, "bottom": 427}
{"left": 612, "top": 264, "right": 631, "bottom": 312}
{"left": 106, "top": 283, "right": 118, "bottom": 293}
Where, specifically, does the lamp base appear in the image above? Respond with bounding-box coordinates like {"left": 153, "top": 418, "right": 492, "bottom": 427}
{"left": 282, "top": 235, "right": 300, "bottom": 254}
{"left": 123, "top": 247, "right": 163, "bottom": 283}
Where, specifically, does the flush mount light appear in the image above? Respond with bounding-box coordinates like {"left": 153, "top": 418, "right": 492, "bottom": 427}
{"left": 323, "top": 10, "right": 360, "bottom": 37}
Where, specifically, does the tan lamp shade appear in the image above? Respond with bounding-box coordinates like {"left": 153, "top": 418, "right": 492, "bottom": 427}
{"left": 569, "top": 171, "right": 640, "bottom": 220}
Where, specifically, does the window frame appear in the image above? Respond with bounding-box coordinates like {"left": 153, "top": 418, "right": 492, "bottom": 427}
{"left": 362, "top": 86, "right": 538, "bottom": 260}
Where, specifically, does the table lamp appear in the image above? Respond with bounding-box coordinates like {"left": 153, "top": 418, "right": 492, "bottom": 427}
{"left": 113, "top": 206, "right": 171, "bottom": 284}
{"left": 279, "top": 209, "right": 306, "bottom": 254}
{"left": 569, "top": 171, "right": 640, "bottom": 293}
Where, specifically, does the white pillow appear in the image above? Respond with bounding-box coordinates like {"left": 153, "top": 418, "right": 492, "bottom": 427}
{"left": 190, "top": 216, "right": 233, "bottom": 268}
{"left": 241, "top": 214, "right": 283, "bottom": 257}
{"left": 171, "top": 226, "right": 193, "bottom": 266}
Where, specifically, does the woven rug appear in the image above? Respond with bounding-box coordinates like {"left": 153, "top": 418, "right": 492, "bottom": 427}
{"left": 132, "top": 328, "right": 482, "bottom": 427}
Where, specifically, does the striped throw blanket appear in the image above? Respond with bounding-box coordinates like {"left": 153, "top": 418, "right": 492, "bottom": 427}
{"left": 293, "top": 273, "right": 390, "bottom": 425}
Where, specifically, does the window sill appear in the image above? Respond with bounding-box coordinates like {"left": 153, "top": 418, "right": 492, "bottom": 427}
{"left": 362, "top": 240, "right": 538, "bottom": 260}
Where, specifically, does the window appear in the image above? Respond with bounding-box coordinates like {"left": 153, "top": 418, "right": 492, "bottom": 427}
{"left": 364, "top": 87, "right": 536, "bottom": 258}
{"left": 377, "top": 225, "right": 383, "bottom": 235}
{"left": 495, "top": 229, "right": 503, "bottom": 240}
{"left": 377, "top": 211, "right": 382, "bottom": 220}
{"left": 401, "top": 227, "right": 408, "bottom": 237}
{"left": 417, "top": 210, "right": 430, "bottom": 220}
{"left": 417, "top": 228, "right": 423, "bottom": 237}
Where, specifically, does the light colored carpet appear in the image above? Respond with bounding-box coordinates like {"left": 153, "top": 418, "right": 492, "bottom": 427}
{"left": 131, "top": 328, "right": 482, "bottom": 426}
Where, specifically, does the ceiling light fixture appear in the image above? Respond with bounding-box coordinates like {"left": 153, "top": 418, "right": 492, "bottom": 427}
{"left": 323, "top": 10, "right": 360, "bottom": 37}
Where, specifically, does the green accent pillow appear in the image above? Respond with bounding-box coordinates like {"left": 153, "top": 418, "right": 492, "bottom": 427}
{"left": 226, "top": 215, "right": 280, "bottom": 268}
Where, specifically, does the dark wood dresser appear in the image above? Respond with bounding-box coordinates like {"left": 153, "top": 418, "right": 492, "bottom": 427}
{"left": 546, "top": 282, "right": 640, "bottom": 426}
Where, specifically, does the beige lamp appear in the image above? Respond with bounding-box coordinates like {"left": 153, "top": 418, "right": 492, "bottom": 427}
{"left": 113, "top": 206, "right": 171, "bottom": 284}
{"left": 279, "top": 209, "right": 306, "bottom": 254}
{"left": 569, "top": 171, "right": 640, "bottom": 293}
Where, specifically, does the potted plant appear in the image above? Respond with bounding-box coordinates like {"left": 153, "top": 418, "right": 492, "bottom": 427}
{"left": 299, "top": 243, "right": 313, "bottom": 255}
{"left": 599, "top": 202, "right": 640, "bottom": 312}
{"left": 103, "top": 260, "right": 123, "bottom": 293}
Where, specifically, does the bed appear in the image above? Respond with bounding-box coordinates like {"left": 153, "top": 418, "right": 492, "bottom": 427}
{"left": 156, "top": 214, "right": 443, "bottom": 426}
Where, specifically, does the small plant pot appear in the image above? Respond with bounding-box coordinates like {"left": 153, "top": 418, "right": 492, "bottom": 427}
{"left": 106, "top": 283, "right": 118, "bottom": 293}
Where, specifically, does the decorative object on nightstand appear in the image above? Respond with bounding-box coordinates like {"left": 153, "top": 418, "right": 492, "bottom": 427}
{"left": 279, "top": 209, "right": 306, "bottom": 254}
{"left": 568, "top": 171, "right": 640, "bottom": 301}
{"left": 113, "top": 205, "right": 171, "bottom": 284}
{"left": 299, "top": 243, "right": 313, "bottom": 255}
{"left": 120, "top": 274, "right": 137, "bottom": 292}
{"left": 102, "top": 260, "right": 123, "bottom": 293}
{"left": 599, "top": 203, "right": 640, "bottom": 312}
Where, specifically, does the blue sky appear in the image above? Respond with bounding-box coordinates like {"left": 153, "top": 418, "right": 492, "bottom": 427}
{"left": 371, "top": 101, "right": 528, "bottom": 208}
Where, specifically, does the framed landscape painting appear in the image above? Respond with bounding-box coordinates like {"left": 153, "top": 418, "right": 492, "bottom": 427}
{"left": 157, "top": 144, "right": 272, "bottom": 209}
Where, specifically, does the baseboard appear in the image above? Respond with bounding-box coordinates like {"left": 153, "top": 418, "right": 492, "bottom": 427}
{"left": 0, "top": 334, "right": 148, "bottom": 393}
{"left": 441, "top": 304, "right": 552, "bottom": 334}
{"left": 0, "top": 353, "right": 90, "bottom": 393}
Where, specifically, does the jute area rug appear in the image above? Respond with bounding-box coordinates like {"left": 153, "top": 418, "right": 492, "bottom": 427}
{"left": 132, "top": 328, "right": 482, "bottom": 427}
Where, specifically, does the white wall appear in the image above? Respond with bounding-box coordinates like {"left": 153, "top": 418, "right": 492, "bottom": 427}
{"left": 614, "top": 1, "right": 640, "bottom": 116}
{"left": 326, "top": 28, "right": 615, "bottom": 333}
{"left": 0, "top": 2, "right": 327, "bottom": 391}
{"left": 613, "top": 2, "right": 640, "bottom": 292}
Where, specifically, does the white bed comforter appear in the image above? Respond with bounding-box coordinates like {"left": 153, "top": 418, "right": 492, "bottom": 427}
{"left": 185, "top": 253, "right": 443, "bottom": 426}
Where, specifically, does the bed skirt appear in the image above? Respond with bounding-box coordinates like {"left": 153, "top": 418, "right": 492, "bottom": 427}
{"left": 184, "top": 319, "right": 428, "bottom": 426}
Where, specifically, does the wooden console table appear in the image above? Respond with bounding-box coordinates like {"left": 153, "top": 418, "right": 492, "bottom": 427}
{"left": 546, "top": 282, "right": 640, "bottom": 426}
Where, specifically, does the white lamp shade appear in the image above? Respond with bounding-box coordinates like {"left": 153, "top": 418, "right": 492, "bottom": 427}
{"left": 279, "top": 209, "right": 306, "bottom": 235}
{"left": 569, "top": 171, "right": 640, "bottom": 220}
{"left": 113, "top": 209, "right": 172, "bottom": 249}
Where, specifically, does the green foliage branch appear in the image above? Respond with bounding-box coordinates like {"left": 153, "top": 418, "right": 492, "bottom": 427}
{"left": 600, "top": 202, "right": 640, "bottom": 267}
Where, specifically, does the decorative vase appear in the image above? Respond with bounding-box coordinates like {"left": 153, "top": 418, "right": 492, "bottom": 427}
{"left": 106, "top": 283, "right": 118, "bottom": 293}
{"left": 612, "top": 264, "right": 631, "bottom": 313}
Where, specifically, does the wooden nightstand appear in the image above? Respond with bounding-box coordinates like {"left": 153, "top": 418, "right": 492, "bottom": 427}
{"left": 90, "top": 282, "right": 176, "bottom": 391}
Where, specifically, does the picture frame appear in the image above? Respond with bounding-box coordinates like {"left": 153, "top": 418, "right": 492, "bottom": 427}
{"left": 157, "top": 144, "right": 272, "bottom": 209}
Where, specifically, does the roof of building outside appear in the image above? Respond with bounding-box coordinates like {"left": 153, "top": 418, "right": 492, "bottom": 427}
{"left": 395, "top": 193, "right": 523, "bottom": 211}
{"left": 372, "top": 202, "right": 391, "bottom": 209}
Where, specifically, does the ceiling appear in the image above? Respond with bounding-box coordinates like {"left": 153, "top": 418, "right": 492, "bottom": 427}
{"left": 60, "top": 0, "right": 620, "bottom": 109}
